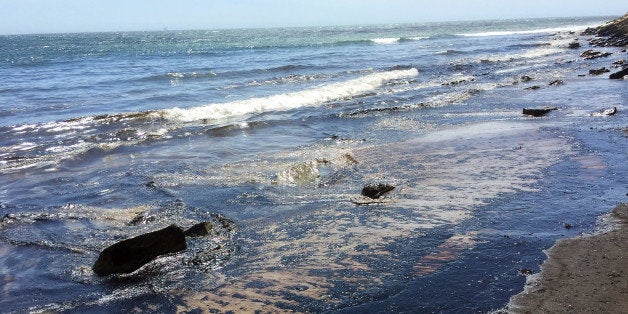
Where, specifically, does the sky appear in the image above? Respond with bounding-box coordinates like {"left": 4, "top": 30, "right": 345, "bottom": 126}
{"left": 0, "top": 0, "right": 626, "bottom": 35}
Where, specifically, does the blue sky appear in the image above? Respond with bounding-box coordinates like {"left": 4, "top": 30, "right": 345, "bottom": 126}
{"left": 0, "top": 0, "right": 626, "bottom": 35}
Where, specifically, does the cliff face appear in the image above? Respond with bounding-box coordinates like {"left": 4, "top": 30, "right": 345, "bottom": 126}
{"left": 583, "top": 13, "right": 628, "bottom": 47}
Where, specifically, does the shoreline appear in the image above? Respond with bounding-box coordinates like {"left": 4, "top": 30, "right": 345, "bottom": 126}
{"left": 507, "top": 203, "right": 628, "bottom": 312}
{"left": 506, "top": 13, "right": 628, "bottom": 313}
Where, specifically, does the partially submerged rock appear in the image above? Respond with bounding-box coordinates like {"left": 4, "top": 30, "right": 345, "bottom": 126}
{"left": 548, "top": 79, "right": 564, "bottom": 86}
{"left": 524, "top": 85, "right": 541, "bottom": 90}
{"left": 591, "top": 107, "right": 617, "bottom": 116}
{"left": 609, "top": 68, "right": 628, "bottom": 79}
{"left": 567, "top": 41, "right": 581, "bottom": 49}
{"left": 92, "top": 225, "right": 187, "bottom": 276}
{"left": 184, "top": 222, "right": 213, "bottom": 237}
{"left": 580, "top": 50, "right": 613, "bottom": 60}
{"left": 522, "top": 107, "right": 558, "bottom": 117}
{"left": 589, "top": 67, "right": 610, "bottom": 75}
{"left": 519, "top": 75, "right": 533, "bottom": 82}
{"left": 361, "top": 183, "right": 395, "bottom": 199}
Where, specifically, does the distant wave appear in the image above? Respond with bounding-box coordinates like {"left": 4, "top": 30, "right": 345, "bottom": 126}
{"left": 156, "top": 68, "right": 419, "bottom": 122}
{"left": 457, "top": 24, "right": 600, "bottom": 37}
{"left": 370, "top": 37, "right": 428, "bottom": 44}
{"left": 136, "top": 64, "right": 319, "bottom": 83}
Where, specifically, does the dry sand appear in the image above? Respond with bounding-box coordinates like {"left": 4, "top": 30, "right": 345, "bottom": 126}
{"left": 508, "top": 203, "right": 628, "bottom": 313}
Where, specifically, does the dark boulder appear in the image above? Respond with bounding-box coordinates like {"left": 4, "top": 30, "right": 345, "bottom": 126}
{"left": 589, "top": 67, "right": 610, "bottom": 75}
{"left": 361, "top": 183, "right": 395, "bottom": 199}
{"left": 580, "top": 50, "right": 613, "bottom": 60}
{"left": 609, "top": 68, "right": 628, "bottom": 79}
{"left": 184, "top": 222, "right": 213, "bottom": 237}
{"left": 520, "top": 75, "right": 533, "bottom": 82}
{"left": 522, "top": 107, "right": 558, "bottom": 117}
{"left": 567, "top": 41, "right": 581, "bottom": 49}
{"left": 92, "top": 225, "right": 187, "bottom": 276}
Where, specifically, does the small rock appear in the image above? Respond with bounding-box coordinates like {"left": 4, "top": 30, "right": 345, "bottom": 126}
{"left": 520, "top": 75, "right": 533, "bottom": 82}
{"left": 549, "top": 79, "right": 564, "bottom": 86}
{"left": 184, "top": 222, "right": 213, "bottom": 237}
{"left": 361, "top": 183, "right": 395, "bottom": 199}
{"left": 523, "top": 107, "right": 558, "bottom": 117}
{"left": 524, "top": 85, "right": 541, "bottom": 90}
{"left": 567, "top": 41, "right": 581, "bottom": 49}
{"left": 591, "top": 107, "right": 618, "bottom": 116}
{"left": 609, "top": 68, "right": 628, "bottom": 79}
{"left": 601, "top": 107, "right": 618, "bottom": 116}
{"left": 92, "top": 225, "right": 187, "bottom": 276}
{"left": 564, "top": 223, "right": 572, "bottom": 229}
{"left": 518, "top": 269, "right": 533, "bottom": 276}
{"left": 580, "top": 50, "right": 613, "bottom": 60}
{"left": 589, "top": 67, "right": 610, "bottom": 75}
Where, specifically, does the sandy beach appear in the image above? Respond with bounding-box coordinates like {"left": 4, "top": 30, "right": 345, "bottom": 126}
{"left": 507, "top": 203, "right": 628, "bottom": 312}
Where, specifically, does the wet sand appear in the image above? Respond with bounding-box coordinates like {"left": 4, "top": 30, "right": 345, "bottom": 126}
{"left": 508, "top": 203, "right": 628, "bottom": 313}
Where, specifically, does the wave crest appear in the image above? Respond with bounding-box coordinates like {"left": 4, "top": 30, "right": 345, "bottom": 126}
{"left": 156, "top": 68, "right": 419, "bottom": 122}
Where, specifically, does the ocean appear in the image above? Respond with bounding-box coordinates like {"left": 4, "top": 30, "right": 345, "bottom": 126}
{"left": 0, "top": 16, "right": 626, "bottom": 312}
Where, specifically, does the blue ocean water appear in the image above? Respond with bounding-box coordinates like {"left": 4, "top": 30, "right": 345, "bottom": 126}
{"left": 0, "top": 16, "right": 626, "bottom": 312}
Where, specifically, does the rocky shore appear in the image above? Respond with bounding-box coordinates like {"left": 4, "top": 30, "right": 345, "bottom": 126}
{"left": 583, "top": 12, "right": 628, "bottom": 47}
{"left": 507, "top": 204, "right": 628, "bottom": 313}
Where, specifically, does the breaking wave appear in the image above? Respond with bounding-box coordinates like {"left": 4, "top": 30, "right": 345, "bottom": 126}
{"left": 155, "top": 68, "right": 419, "bottom": 122}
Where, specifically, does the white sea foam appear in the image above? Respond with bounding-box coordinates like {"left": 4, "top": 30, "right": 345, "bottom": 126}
{"left": 371, "top": 37, "right": 400, "bottom": 44}
{"left": 457, "top": 24, "right": 599, "bottom": 37}
{"left": 158, "top": 69, "right": 419, "bottom": 122}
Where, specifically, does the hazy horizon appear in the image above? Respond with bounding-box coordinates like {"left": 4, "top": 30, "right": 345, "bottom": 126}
{"left": 0, "top": 0, "right": 626, "bottom": 35}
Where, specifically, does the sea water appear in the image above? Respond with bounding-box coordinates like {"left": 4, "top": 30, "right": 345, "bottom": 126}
{"left": 0, "top": 16, "right": 626, "bottom": 312}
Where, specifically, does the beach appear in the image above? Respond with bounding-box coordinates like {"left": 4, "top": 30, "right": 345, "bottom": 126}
{"left": 0, "top": 15, "right": 626, "bottom": 312}
{"left": 508, "top": 203, "right": 627, "bottom": 313}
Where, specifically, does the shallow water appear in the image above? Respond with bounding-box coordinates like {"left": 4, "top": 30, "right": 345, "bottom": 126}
{"left": 0, "top": 16, "right": 627, "bottom": 312}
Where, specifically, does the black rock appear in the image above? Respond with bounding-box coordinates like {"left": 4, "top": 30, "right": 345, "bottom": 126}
{"left": 361, "top": 183, "right": 395, "bottom": 199}
{"left": 580, "top": 50, "right": 613, "bottom": 60}
{"left": 520, "top": 75, "right": 533, "bottom": 82}
{"left": 549, "top": 79, "right": 564, "bottom": 86}
{"left": 524, "top": 85, "right": 541, "bottom": 90}
{"left": 567, "top": 41, "right": 581, "bottom": 49}
{"left": 184, "top": 221, "right": 213, "bottom": 237}
{"left": 609, "top": 68, "right": 628, "bottom": 79}
{"left": 589, "top": 67, "right": 610, "bottom": 75}
{"left": 518, "top": 269, "right": 533, "bottom": 276}
{"left": 522, "top": 107, "right": 558, "bottom": 117}
{"left": 92, "top": 225, "right": 187, "bottom": 276}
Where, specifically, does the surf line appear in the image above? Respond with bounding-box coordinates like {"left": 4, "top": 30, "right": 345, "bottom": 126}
{"left": 155, "top": 68, "right": 419, "bottom": 123}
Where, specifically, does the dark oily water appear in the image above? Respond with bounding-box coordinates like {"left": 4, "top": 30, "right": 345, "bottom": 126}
{"left": 0, "top": 17, "right": 627, "bottom": 312}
